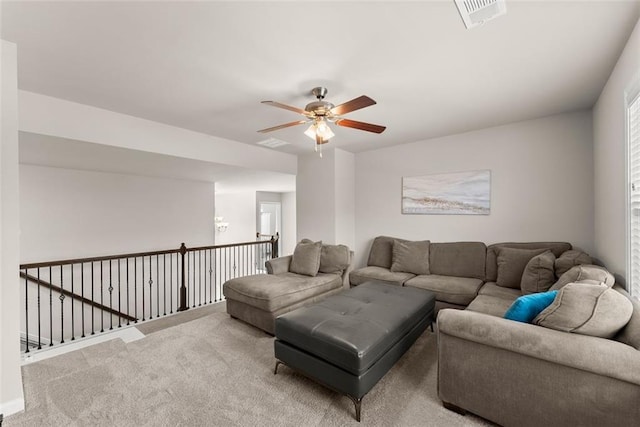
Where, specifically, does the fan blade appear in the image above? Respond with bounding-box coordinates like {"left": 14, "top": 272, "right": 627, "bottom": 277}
{"left": 330, "top": 95, "right": 376, "bottom": 116}
{"left": 335, "top": 118, "right": 386, "bottom": 134}
{"left": 257, "top": 120, "right": 308, "bottom": 133}
{"left": 261, "top": 100, "right": 311, "bottom": 116}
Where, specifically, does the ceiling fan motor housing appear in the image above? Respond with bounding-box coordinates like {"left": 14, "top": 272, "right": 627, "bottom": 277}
{"left": 306, "top": 87, "right": 334, "bottom": 116}
{"left": 305, "top": 100, "right": 335, "bottom": 116}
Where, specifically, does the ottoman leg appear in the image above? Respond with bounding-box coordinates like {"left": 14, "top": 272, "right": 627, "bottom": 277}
{"left": 443, "top": 401, "right": 467, "bottom": 415}
{"left": 274, "top": 360, "right": 282, "bottom": 375}
{"left": 347, "top": 395, "right": 363, "bottom": 422}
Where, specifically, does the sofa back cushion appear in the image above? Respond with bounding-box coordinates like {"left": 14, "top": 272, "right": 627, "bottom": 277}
{"left": 429, "top": 242, "right": 486, "bottom": 279}
{"left": 551, "top": 264, "right": 615, "bottom": 291}
{"left": 613, "top": 285, "right": 640, "bottom": 350}
{"left": 319, "top": 244, "right": 351, "bottom": 274}
{"left": 390, "top": 240, "right": 430, "bottom": 275}
{"left": 497, "top": 247, "right": 548, "bottom": 289}
{"left": 367, "top": 236, "right": 408, "bottom": 269}
{"left": 554, "top": 249, "right": 592, "bottom": 277}
{"left": 486, "top": 242, "right": 572, "bottom": 282}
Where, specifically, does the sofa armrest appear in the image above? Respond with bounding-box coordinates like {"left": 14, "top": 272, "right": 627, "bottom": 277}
{"left": 437, "top": 309, "right": 640, "bottom": 385}
{"left": 266, "top": 255, "right": 292, "bottom": 275}
{"left": 341, "top": 250, "right": 355, "bottom": 288}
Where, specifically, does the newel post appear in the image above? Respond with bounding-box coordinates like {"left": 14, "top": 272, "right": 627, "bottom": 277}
{"left": 270, "top": 233, "right": 279, "bottom": 259}
{"left": 178, "top": 243, "right": 188, "bottom": 311}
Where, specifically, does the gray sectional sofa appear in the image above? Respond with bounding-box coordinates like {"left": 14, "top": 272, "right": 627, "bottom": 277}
{"left": 351, "top": 236, "right": 640, "bottom": 426}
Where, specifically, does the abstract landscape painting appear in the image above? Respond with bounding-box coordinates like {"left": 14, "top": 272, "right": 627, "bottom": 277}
{"left": 402, "top": 170, "right": 491, "bottom": 215}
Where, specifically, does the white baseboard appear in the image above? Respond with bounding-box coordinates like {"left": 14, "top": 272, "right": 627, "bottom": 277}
{"left": 22, "top": 326, "right": 145, "bottom": 365}
{"left": 0, "top": 397, "right": 25, "bottom": 417}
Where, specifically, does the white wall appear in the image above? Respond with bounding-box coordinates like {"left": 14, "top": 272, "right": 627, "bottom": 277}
{"left": 297, "top": 150, "right": 336, "bottom": 242}
{"left": 214, "top": 191, "right": 256, "bottom": 245}
{"left": 296, "top": 148, "right": 356, "bottom": 248}
{"left": 1, "top": 40, "right": 25, "bottom": 416}
{"left": 19, "top": 91, "right": 297, "bottom": 175}
{"left": 281, "top": 192, "right": 296, "bottom": 256}
{"left": 334, "top": 149, "right": 355, "bottom": 249}
{"left": 593, "top": 18, "right": 640, "bottom": 281}
{"left": 20, "top": 165, "right": 215, "bottom": 262}
{"left": 354, "top": 111, "right": 595, "bottom": 267}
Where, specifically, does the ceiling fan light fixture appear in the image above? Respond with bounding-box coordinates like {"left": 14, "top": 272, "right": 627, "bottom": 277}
{"left": 316, "top": 121, "right": 335, "bottom": 140}
{"left": 304, "top": 120, "right": 335, "bottom": 142}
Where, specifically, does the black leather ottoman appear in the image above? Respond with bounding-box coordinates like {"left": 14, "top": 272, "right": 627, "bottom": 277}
{"left": 274, "top": 281, "right": 436, "bottom": 422}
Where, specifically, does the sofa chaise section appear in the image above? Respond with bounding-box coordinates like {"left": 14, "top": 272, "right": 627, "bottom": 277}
{"left": 224, "top": 241, "right": 353, "bottom": 334}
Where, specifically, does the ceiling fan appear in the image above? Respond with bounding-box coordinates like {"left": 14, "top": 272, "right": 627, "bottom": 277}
{"left": 258, "top": 87, "right": 386, "bottom": 148}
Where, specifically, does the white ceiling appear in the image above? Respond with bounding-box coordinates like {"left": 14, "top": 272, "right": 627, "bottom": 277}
{"left": 2, "top": 1, "right": 640, "bottom": 157}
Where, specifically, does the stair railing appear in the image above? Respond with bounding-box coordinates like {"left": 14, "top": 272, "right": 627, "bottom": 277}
{"left": 19, "top": 237, "right": 279, "bottom": 353}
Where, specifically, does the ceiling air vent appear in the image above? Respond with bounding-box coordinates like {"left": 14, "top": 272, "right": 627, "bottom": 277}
{"left": 454, "top": 0, "right": 507, "bottom": 29}
{"left": 257, "top": 138, "right": 289, "bottom": 149}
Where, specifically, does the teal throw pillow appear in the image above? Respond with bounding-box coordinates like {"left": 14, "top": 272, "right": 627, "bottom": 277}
{"left": 504, "top": 290, "right": 559, "bottom": 323}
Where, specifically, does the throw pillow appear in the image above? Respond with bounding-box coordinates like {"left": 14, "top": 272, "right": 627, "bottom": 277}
{"left": 534, "top": 281, "right": 634, "bottom": 338}
{"left": 390, "top": 240, "right": 430, "bottom": 275}
{"left": 520, "top": 251, "right": 556, "bottom": 295}
{"left": 319, "top": 244, "right": 351, "bottom": 274}
{"left": 554, "top": 249, "right": 592, "bottom": 277}
{"left": 367, "top": 236, "right": 408, "bottom": 269}
{"left": 550, "top": 264, "right": 615, "bottom": 291}
{"left": 496, "top": 247, "right": 547, "bottom": 289}
{"left": 504, "top": 290, "right": 559, "bottom": 323}
{"left": 289, "top": 240, "right": 322, "bottom": 277}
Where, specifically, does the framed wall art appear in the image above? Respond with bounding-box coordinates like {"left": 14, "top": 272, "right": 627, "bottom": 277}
{"left": 402, "top": 170, "right": 491, "bottom": 215}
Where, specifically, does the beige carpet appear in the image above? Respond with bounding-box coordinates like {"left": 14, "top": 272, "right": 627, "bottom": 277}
{"left": 6, "top": 307, "right": 492, "bottom": 426}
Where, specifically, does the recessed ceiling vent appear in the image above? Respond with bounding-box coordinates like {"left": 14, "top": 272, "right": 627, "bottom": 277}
{"left": 454, "top": 0, "right": 507, "bottom": 29}
{"left": 257, "top": 138, "right": 289, "bottom": 148}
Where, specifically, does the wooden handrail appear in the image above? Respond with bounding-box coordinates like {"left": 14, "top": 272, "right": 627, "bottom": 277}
{"left": 20, "top": 272, "right": 136, "bottom": 322}
{"left": 19, "top": 238, "right": 277, "bottom": 269}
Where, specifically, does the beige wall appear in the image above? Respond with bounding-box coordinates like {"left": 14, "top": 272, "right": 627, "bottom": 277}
{"left": 593, "top": 17, "right": 640, "bottom": 282}
{"left": 1, "top": 40, "right": 25, "bottom": 416}
{"left": 354, "top": 111, "right": 594, "bottom": 268}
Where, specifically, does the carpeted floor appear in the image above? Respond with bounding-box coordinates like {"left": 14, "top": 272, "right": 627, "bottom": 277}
{"left": 6, "top": 306, "right": 492, "bottom": 426}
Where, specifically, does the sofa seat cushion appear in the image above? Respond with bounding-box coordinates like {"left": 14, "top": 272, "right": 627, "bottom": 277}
{"left": 466, "top": 294, "right": 517, "bottom": 317}
{"left": 478, "top": 282, "right": 523, "bottom": 300}
{"left": 350, "top": 266, "right": 415, "bottom": 286}
{"left": 223, "top": 272, "right": 342, "bottom": 312}
{"left": 469, "top": 282, "right": 521, "bottom": 317}
{"left": 404, "top": 274, "right": 483, "bottom": 305}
